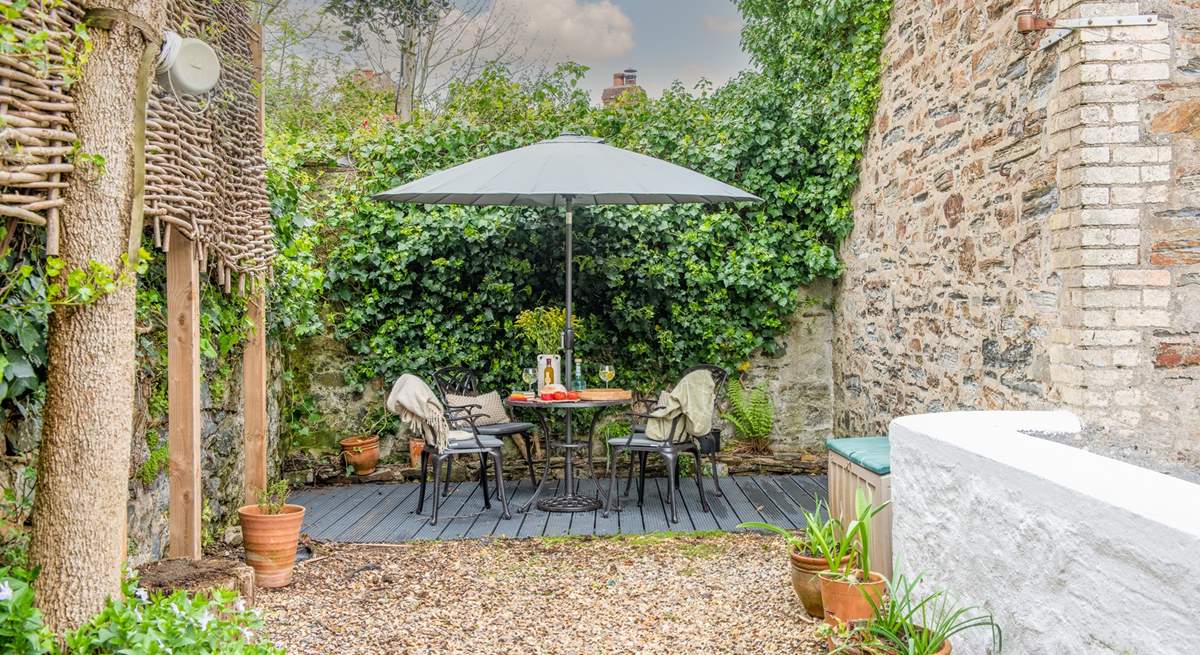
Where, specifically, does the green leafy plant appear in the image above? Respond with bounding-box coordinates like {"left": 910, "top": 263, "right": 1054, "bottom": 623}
{"left": 63, "top": 572, "right": 284, "bottom": 654}
{"left": 738, "top": 499, "right": 844, "bottom": 563}
{"left": 723, "top": 378, "right": 773, "bottom": 453}
{"left": 256, "top": 480, "right": 290, "bottom": 515}
{"left": 846, "top": 488, "right": 888, "bottom": 581}
{"left": 856, "top": 573, "right": 1003, "bottom": 655}
{"left": 0, "top": 468, "right": 35, "bottom": 568}
{"left": 514, "top": 306, "right": 578, "bottom": 354}
{"left": 0, "top": 567, "right": 54, "bottom": 655}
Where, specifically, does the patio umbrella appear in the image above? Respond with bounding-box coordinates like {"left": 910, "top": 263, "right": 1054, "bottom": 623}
{"left": 373, "top": 132, "right": 761, "bottom": 389}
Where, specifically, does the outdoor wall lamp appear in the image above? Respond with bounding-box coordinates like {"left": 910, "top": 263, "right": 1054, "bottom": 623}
{"left": 1016, "top": 5, "right": 1158, "bottom": 50}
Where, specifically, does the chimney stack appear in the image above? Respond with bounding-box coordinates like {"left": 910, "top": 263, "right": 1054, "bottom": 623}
{"left": 613, "top": 72, "right": 625, "bottom": 87}
{"left": 623, "top": 68, "right": 637, "bottom": 85}
{"left": 602, "top": 67, "right": 644, "bottom": 106}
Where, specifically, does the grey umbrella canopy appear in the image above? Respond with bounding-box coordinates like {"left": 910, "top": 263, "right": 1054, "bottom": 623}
{"left": 374, "top": 133, "right": 760, "bottom": 207}
{"left": 373, "top": 132, "right": 760, "bottom": 392}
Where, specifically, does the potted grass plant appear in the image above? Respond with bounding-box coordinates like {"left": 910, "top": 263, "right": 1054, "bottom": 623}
{"left": 739, "top": 500, "right": 854, "bottom": 618}
{"left": 819, "top": 572, "right": 1003, "bottom": 654}
{"left": 238, "top": 480, "right": 305, "bottom": 588}
{"left": 817, "top": 488, "right": 889, "bottom": 626}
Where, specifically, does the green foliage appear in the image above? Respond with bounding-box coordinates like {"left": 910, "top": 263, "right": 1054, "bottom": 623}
{"left": 0, "top": 567, "right": 54, "bottom": 655}
{"left": 136, "top": 431, "right": 169, "bottom": 487}
{"left": 256, "top": 480, "right": 289, "bottom": 515}
{"left": 723, "top": 378, "right": 773, "bottom": 452}
{"left": 854, "top": 573, "right": 1003, "bottom": 655}
{"left": 0, "top": 467, "right": 35, "bottom": 568}
{"left": 62, "top": 573, "right": 284, "bottom": 654}
{"left": 737, "top": 499, "right": 842, "bottom": 561}
{"left": 514, "top": 306, "right": 578, "bottom": 354}
{"left": 0, "top": 0, "right": 93, "bottom": 87}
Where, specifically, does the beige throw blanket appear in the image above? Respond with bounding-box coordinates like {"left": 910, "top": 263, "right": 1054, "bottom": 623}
{"left": 386, "top": 374, "right": 452, "bottom": 451}
{"left": 646, "top": 369, "right": 715, "bottom": 443}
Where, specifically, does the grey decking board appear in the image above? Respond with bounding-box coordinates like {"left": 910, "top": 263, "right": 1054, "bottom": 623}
{"left": 297, "top": 475, "right": 822, "bottom": 543}
{"left": 336, "top": 484, "right": 417, "bottom": 542}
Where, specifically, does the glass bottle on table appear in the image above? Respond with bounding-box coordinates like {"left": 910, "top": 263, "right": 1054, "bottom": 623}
{"left": 573, "top": 358, "right": 585, "bottom": 391}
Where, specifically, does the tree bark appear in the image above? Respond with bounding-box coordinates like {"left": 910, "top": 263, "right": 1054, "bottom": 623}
{"left": 29, "top": 0, "right": 164, "bottom": 632}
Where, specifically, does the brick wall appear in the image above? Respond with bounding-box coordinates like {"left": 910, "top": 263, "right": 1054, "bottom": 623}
{"left": 835, "top": 0, "right": 1200, "bottom": 470}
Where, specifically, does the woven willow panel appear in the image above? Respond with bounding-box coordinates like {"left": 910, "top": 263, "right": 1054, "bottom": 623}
{"left": 0, "top": 0, "right": 274, "bottom": 290}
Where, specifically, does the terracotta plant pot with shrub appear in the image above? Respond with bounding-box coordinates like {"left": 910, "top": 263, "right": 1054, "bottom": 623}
{"left": 340, "top": 434, "right": 380, "bottom": 475}
{"left": 238, "top": 480, "right": 305, "bottom": 588}
{"left": 816, "top": 488, "right": 890, "bottom": 626}
{"left": 740, "top": 499, "right": 853, "bottom": 618}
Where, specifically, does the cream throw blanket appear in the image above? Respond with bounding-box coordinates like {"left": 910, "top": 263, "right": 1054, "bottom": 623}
{"left": 645, "top": 369, "right": 715, "bottom": 443}
{"left": 386, "top": 374, "right": 452, "bottom": 451}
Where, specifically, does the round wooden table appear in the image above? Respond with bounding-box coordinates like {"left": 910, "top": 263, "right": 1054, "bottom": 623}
{"left": 504, "top": 397, "right": 631, "bottom": 513}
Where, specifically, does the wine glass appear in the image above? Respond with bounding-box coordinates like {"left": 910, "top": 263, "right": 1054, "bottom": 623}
{"left": 599, "top": 364, "right": 615, "bottom": 388}
{"left": 522, "top": 368, "right": 536, "bottom": 395}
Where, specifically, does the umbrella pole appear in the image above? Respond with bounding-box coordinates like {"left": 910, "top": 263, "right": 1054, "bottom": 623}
{"left": 563, "top": 196, "right": 574, "bottom": 390}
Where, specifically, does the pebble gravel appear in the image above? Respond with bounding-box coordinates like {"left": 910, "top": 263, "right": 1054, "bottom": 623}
{"left": 257, "top": 533, "right": 822, "bottom": 654}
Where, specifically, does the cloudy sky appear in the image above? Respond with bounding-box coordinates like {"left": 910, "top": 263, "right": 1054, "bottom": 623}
{"left": 279, "top": 0, "right": 751, "bottom": 104}
{"left": 511, "top": 0, "right": 752, "bottom": 99}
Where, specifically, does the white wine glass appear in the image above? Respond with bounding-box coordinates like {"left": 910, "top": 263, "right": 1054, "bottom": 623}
{"left": 522, "top": 368, "right": 536, "bottom": 395}
{"left": 599, "top": 364, "right": 615, "bottom": 388}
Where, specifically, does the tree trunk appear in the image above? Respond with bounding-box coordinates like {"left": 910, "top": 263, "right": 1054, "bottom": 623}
{"left": 29, "top": 0, "right": 163, "bottom": 632}
{"left": 395, "top": 22, "right": 417, "bottom": 121}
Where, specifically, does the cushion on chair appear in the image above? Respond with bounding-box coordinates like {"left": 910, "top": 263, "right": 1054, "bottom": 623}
{"left": 445, "top": 391, "right": 510, "bottom": 425}
{"left": 447, "top": 431, "right": 503, "bottom": 449}
{"left": 474, "top": 421, "right": 535, "bottom": 436}
{"left": 826, "top": 436, "right": 890, "bottom": 475}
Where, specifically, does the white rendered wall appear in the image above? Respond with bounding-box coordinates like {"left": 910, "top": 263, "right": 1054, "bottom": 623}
{"left": 889, "top": 411, "right": 1200, "bottom": 655}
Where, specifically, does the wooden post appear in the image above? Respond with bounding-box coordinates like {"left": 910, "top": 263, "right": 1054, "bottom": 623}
{"left": 167, "top": 227, "right": 202, "bottom": 560}
{"left": 242, "top": 23, "right": 270, "bottom": 505}
{"left": 243, "top": 288, "right": 268, "bottom": 504}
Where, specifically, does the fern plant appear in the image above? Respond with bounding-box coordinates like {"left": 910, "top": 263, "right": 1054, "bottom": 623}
{"left": 723, "top": 378, "right": 774, "bottom": 453}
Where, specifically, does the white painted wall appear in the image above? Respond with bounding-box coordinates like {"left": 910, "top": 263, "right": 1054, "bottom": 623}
{"left": 889, "top": 411, "right": 1200, "bottom": 655}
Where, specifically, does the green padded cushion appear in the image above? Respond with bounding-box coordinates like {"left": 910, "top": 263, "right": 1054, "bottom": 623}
{"left": 826, "top": 437, "right": 890, "bottom": 475}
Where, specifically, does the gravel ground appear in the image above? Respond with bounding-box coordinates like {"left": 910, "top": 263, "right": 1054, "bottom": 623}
{"left": 258, "top": 533, "right": 822, "bottom": 655}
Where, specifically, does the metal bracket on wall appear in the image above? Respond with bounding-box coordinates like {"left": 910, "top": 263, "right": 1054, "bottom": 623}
{"left": 1039, "top": 15, "right": 1158, "bottom": 50}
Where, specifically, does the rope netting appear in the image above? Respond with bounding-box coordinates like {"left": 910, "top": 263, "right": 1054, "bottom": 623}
{"left": 0, "top": 0, "right": 274, "bottom": 292}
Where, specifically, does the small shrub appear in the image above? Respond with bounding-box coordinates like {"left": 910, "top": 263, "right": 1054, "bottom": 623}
{"left": 63, "top": 573, "right": 284, "bottom": 654}
{"left": 256, "top": 480, "right": 290, "bottom": 515}
{"left": 0, "top": 467, "right": 35, "bottom": 568}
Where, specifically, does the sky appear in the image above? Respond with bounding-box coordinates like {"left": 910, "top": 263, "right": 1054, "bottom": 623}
{"left": 515, "top": 0, "right": 752, "bottom": 100}
{"left": 278, "top": 0, "right": 752, "bottom": 104}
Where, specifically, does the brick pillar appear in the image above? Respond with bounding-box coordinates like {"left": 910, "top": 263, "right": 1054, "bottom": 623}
{"left": 1047, "top": 1, "right": 1177, "bottom": 432}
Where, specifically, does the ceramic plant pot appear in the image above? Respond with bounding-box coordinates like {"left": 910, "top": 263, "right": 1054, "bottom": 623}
{"left": 340, "top": 434, "right": 380, "bottom": 475}
{"left": 408, "top": 437, "right": 424, "bottom": 469}
{"left": 790, "top": 550, "right": 855, "bottom": 618}
{"left": 238, "top": 504, "right": 305, "bottom": 587}
{"left": 818, "top": 570, "right": 887, "bottom": 626}
{"left": 828, "top": 633, "right": 951, "bottom": 655}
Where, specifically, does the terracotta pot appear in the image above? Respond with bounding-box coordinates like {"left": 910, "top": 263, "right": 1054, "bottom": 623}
{"left": 340, "top": 434, "right": 380, "bottom": 475}
{"left": 828, "top": 634, "right": 951, "bottom": 655}
{"left": 238, "top": 504, "right": 305, "bottom": 588}
{"left": 408, "top": 437, "right": 425, "bottom": 469}
{"left": 818, "top": 570, "right": 887, "bottom": 626}
{"left": 790, "top": 549, "right": 855, "bottom": 618}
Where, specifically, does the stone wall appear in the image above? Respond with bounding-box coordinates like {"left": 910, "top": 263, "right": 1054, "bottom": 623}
{"left": 836, "top": 0, "right": 1200, "bottom": 470}
{"left": 1, "top": 350, "right": 282, "bottom": 566}
{"left": 890, "top": 410, "right": 1200, "bottom": 654}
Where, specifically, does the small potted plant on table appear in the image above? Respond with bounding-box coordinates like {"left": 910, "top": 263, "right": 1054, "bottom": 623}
{"left": 515, "top": 306, "right": 580, "bottom": 392}
{"left": 739, "top": 500, "right": 854, "bottom": 618}
{"left": 238, "top": 480, "right": 305, "bottom": 588}
{"left": 817, "top": 488, "right": 889, "bottom": 626}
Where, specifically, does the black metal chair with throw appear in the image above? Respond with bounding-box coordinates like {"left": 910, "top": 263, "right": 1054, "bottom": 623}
{"left": 415, "top": 401, "right": 513, "bottom": 526}
{"left": 604, "top": 365, "right": 727, "bottom": 523}
{"left": 432, "top": 366, "right": 538, "bottom": 489}
{"left": 622, "top": 365, "right": 728, "bottom": 505}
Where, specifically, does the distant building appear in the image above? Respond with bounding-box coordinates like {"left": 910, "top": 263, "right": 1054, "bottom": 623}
{"left": 602, "top": 68, "right": 644, "bottom": 106}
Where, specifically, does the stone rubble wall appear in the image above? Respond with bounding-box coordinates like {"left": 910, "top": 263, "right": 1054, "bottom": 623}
{"left": 836, "top": 0, "right": 1200, "bottom": 470}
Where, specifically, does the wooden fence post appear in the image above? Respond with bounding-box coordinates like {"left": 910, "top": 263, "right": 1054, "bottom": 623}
{"left": 243, "top": 288, "right": 268, "bottom": 504}
{"left": 167, "top": 226, "right": 202, "bottom": 559}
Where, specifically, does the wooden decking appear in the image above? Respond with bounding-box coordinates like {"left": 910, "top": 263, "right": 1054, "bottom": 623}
{"left": 290, "top": 474, "right": 828, "bottom": 543}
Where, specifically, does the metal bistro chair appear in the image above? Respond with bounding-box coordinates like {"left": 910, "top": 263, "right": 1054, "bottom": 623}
{"left": 604, "top": 365, "right": 727, "bottom": 523}
{"left": 432, "top": 366, "right": 538, "bottom": 495}
{"left": 623, "top": 365, "right": 728, "bottom": 505}
{"left": 415, "top": 400, "right": 512, "bottom": 526}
